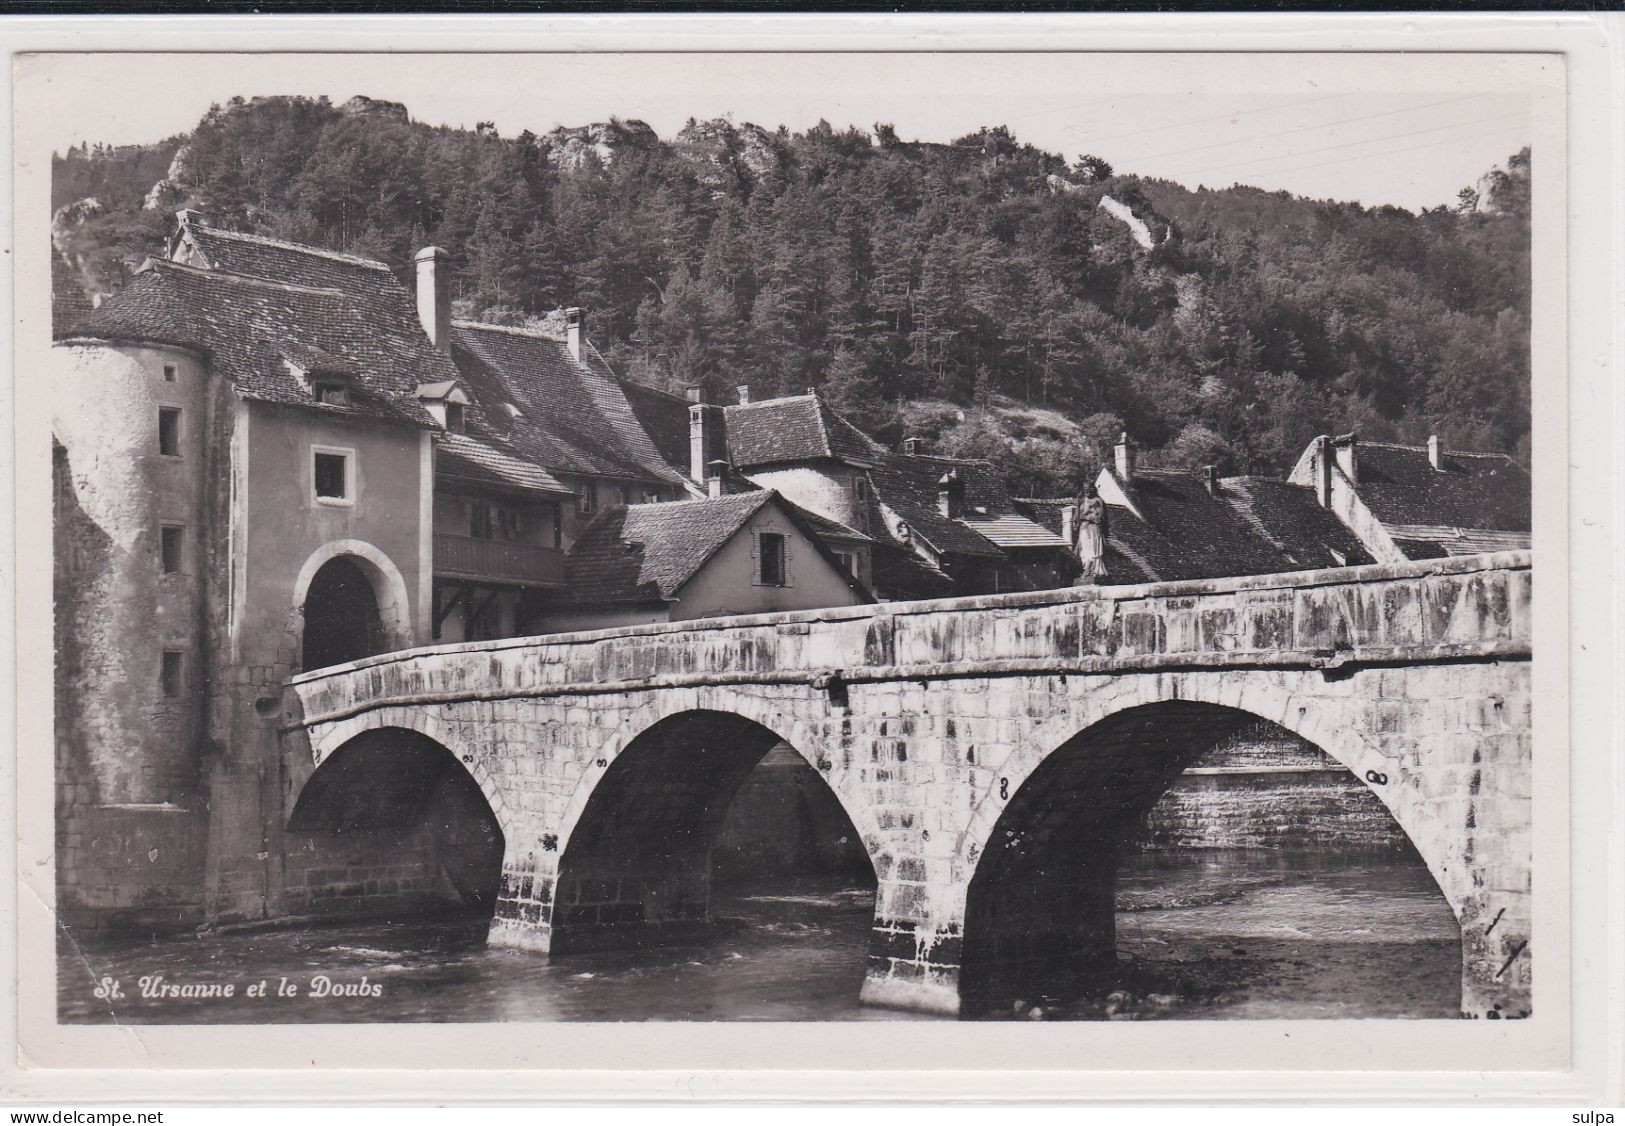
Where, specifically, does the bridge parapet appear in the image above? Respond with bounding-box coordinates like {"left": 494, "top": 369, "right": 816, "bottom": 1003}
{"left": 287, "top": 551, "right": 1530, "bottom": 730}
{"left": 279, "top": 550, "right": 1534, "bottom": 1020}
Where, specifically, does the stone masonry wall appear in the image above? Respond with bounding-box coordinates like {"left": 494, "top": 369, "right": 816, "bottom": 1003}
{"left": 52, "top": 342, "right": 219, "bottom": 933}
{"left": 285, "top": 552, "right": 1533, "bottom": 1018}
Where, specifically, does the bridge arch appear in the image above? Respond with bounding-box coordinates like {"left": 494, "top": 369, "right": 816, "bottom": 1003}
{"left": 550, "top": 690, "right": 887, "bottom": 870}
{"left": 953, "top": 671, "right": 1460, "bottom": 921}
{"left": 955, "top": 681, "right": 1461, "bottom": 1016}
{"left": 541, "top": 697, "right": 880, "bottom": 955}
{"left": 284, "top": 725, "right": 506, "bottom": 919}
{"left": 300, "top": 704, "right": 513, "bottom": 830}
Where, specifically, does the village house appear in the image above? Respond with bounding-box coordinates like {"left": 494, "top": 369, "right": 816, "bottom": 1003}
{"left": 1287, "top": 432, "right": 1532, "bottom": 561}
{"left": 1017, "top": 429, "right": 1526, "bottom": 586}
{"left": 49, "top": 212, "right": 699, "bottom": 931}
{"left": 542, "top": 488, "right": 873, "bottom": 633}
{"left": 627, "top": 384, "right": 1077, "bottom": 601}
{"left": 54, "top": 216, "right": 460, "bottom": 930}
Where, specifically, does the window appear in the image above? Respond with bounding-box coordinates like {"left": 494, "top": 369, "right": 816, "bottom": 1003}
{"left": 579, "top": 484, "right": 596, "bottom": 515}
{"left": 616, "top": 486, "right": 629, "bottom": 506}
{"left": 160, "top": 525, "right": 184, "bottom": 574}
{"left": 469, "top": 499, "right": 521, "bottom": 541}
{"left": 641, "top": 490, "right": 661, "bottom": 505}
{"left": 852, "top": 476, "right": 869, "bottom": 504}
{"left": 445, "top": 402, "right": 465, "bottom": 432}
{"left": 758, "top": 532, "right": 787, "bottom": 586}
{"left": 313, "top": 380, "right": 350, "bottom": 407}
{"left": 313, "top": 449, "right": 350, "bottom": 503}
{"left": 158, "top": 408, "right": 181, "bottom": 456}
{"left": 162, "top": 363, "right": 177, "bottom": 383}
{"left": 833, "top": 551, "right": 851, "bottom": 576}
{"left": 160, "top": 651, "right": 184, "bottom": 698}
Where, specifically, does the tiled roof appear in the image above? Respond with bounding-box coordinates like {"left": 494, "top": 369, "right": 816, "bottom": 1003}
{"left": 435, "top": 433, "right": 572, "bottom": 496}
{"left": 789, "top": 505, "right": 873, "bottom": 544}
{"left": 1219, "top": 477, "right": 1375, "bottom": 570}
{"left": 1353, "top": 442, "right": 1530, "bottom": 533}
{"left": 1013, "top": 497, "right": 1071, "bottom": 538}
{"left": 179, "top": 222, "right": 465, "bottom": 394}
{"left": 183, "top": 224, "right": 408, "bottom": 291}
{"left": 615, "top": 378, "right": 693, "bottom": 476}
{"left": 450, "top": 322, "right": 683, "bottom": 486}
{"left": 724, "top": 394, "right": 885, "bottom": 468}
{"left": 563, "top": 489, "right": 872, "bottom": 605}
{"left": 901, "top": 452, "right": 1017, "bottom": 514}
{"left": 52, "top": 253, "right": 94, "bottom": 336}
{"left": 962, "top": 512, "right": 1069, "bottom": 549}
{"left": 1386, "top": 524, "right": 1531, "bottom": 557}
{"left": 869, "top": 540, "right": 955, "bottom": 602}
{"left": 566, "top": 491, "right": 773, "bottom": 604}
{"left": 865, "top": 454, "right": 1006, "bottom": 560}
{"left": 58, "top": 259, "right": 435, "bottom": 427}
{"left": 1102, "top": 469, "right": 1303, "bottom": 582}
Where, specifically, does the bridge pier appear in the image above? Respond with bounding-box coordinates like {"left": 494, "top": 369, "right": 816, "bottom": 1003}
{"left": 860, "top": 915, "right": 964, "bottom": 1017}
{"left": 285, "top": 553, "right": 1535, "bottom": 1022}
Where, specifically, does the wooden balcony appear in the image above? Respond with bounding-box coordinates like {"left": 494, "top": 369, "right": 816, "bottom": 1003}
{"left": 434, "top": 534, "right": 565, "bottom": 587}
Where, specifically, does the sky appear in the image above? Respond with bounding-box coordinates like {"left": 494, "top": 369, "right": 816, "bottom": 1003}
{"left": 33, "top": 51, "right": 1549, "bottom": 212}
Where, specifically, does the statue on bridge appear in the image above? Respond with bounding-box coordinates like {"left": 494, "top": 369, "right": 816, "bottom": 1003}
{"left": 1071, "top": 486, "right": 1108, "bottom": 584}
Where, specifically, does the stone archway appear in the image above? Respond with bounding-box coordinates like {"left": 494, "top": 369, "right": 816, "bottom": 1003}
{"left": 291, "top": 539, "right": 415, "bottom": 672}
{"left": 286, "top": 725, "right": 505, "bottom": 920}
{"left": 956, "top": 700, "right": 1459, "bottom": 1018}
{"left": 536, "top": 708, "right": 878, "bottom": 957}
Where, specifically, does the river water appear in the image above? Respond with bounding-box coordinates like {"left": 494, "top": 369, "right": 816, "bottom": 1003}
{"left": 58, "top": 849, "right": 1459, "bottom": 1024}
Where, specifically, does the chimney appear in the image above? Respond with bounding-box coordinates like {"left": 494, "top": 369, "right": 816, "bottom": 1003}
{"left": 564, "top": 307, "right": 583, "bottom": 362}
{"left": 689, "top": 395, "right": 724, "bottom": 484}
{"left": 1313, "top": 435, "right": 1333, "bottom": 507}
{"left": 1427, "top": 434, "right": 1443, "bottom": 471}
{"left": 706, "top": 460, "right": 730, "bottom": 499}
{"left": 1204, "top": 465, "right": 1219, "bottom": 495}
{"left": 736, "top": 385, "right": 752, "bottom": 405}
{"left": 902, "top": 436, "right": 924, "bottom": 456}
{"left": 175, "top": 208, "right": 209, "bottom": 228}
{"left": 1114, "top": 431, "right": 1136, "bottom": 481}
{"left": 414, "top": 247, "right": 451, "bottom": 353}
{"left": 1061, "top": 503, "right": 1077, "bottom": 546}
{"left": 1333, "top": 432, "right": 1358, "bottom": 484}
{"left": 686, "top": 385, "right": 706, "bottom": 404}
{"left": 937, "top": 469, "right": 965, "bottom": 520}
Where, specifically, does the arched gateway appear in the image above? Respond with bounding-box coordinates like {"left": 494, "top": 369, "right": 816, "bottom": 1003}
{"left": 282, "top": 552, "right": 1534, "bottom": 1019}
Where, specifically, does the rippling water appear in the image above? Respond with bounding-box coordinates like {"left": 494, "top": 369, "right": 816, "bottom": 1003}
{"left": 58, "top": 850, "right": 1460, "bottom": 1023}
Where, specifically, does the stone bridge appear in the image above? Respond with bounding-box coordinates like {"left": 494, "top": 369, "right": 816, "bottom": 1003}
{"left": 280, "top": 551, "right": 1533, "bottom": 1019}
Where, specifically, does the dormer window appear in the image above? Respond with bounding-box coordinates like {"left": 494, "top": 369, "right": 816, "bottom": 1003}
{"left": 312, "top": 379, "right": 350, "bottom": 407}
{"left": 414, "top": 379, "right": 471, "bottom": 432}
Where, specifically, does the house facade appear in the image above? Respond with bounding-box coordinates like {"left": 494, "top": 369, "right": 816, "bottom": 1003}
{"left": 53, "top": 225, "right": 450, "bottom": 930}
{"left": 637, "top": 386, "right": 1077, "bottom": 602}
{"left": 49, "top": 213, "right": 689, "bottom": 931}
{"left": 543, "top": 490, "right": 873, "bottom": 633}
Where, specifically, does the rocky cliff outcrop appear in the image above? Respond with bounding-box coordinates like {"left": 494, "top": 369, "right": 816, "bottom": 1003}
{"left": 673, "top": 117, "right": 783, "bottom": 197}
{"left": 51, "top": 197, "right": 121, "bottom": 308}
{"left": 339, "top": 95, "right": 410, "bottom": 122}
{"left": 141, "top": 142, "right": 195, "bottom": 211}
{"left": 541, "top": 119, "right": 660, "bottom": 170}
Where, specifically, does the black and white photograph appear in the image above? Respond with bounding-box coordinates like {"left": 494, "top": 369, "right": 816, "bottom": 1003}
{"left": 9, "top": 20, "right": 1611, "bottom": 1095}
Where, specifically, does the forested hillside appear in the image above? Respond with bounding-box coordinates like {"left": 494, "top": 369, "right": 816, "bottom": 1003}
{"left": 52, "top": 95, "right": 1531, "bottom": 495}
